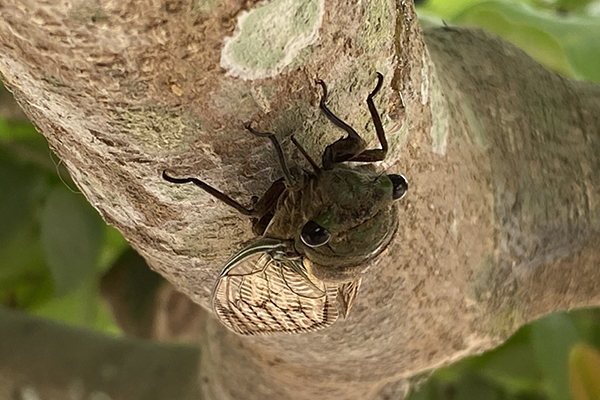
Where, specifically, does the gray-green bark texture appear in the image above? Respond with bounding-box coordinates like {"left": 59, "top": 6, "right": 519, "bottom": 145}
{"left": 0, "top": 0, "right": 599, "bottom": 399}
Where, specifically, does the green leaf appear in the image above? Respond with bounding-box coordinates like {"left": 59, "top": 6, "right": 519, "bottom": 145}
{"left": 569, "top": 343, "right": 600, "bottom": 400}
{"left": 0, "top": 220, "right": 53, "bottom": 309}
{"left": 478, "top": 342, "right": 543, "bottom": 393}
{"left": 0, "top": 146, "right": 56, "bottom": 309}
{"left": 417, "top": 0, "right": 510, "bottom": 20}
{"left": 453, "top": 2, "right": 573, "bottom": 76}
{"left": 452, "top": 1, "right": 600, "bottom": 82}
{"left": 531, "top": 313, "right": 582, "bottom": 400}
{"left": 0, "top": 152, "right": 46, "bottom": 246}
{"left": 40, "top": 186, "right": 104, "bottom": 295}
{"left": 32, "top": 276, "right": 120, "bottom": 334}
{"left": 455, "top": 373, "right": 502, "bottom": 400}
{"left": 0, "top": 119, "right": 39, "bottom": 141}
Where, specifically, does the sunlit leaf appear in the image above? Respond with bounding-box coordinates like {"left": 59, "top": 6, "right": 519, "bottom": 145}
{"left": 452, "top": 2, "right": 600, "bottom": 82}
{"left": 569, "top": 343, "right": 600, "bottom": 400}
{"left": 417, "top": 0, "right": 516, "bottom": 19}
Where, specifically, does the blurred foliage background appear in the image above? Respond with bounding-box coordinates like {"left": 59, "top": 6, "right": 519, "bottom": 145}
{"left": 0, "top": 0, "right": 599, "bottom": 399}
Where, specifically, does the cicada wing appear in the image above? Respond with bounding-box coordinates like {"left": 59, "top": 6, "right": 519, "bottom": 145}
{"left": 212, "top": 240, "right": 339, "bottom": 335}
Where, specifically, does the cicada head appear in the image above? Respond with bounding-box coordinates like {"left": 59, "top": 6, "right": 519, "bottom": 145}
{"left": 293, "top": 166, "right": 408, "bottom": 283}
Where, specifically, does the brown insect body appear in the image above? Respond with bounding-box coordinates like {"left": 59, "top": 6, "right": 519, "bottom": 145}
{"left": 164, "top": 73, "right": 408, "bottom": 335}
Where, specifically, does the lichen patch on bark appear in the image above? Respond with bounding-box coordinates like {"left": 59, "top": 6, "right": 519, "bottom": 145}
{"left": 220, "top": 0, "right": 324, "bottom": 80}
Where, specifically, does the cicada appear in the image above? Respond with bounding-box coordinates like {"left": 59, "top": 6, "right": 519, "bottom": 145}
{"left": 163, "top": 73, "right": 408, "bottom": 335}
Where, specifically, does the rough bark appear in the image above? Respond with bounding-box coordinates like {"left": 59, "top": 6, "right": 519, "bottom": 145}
{"left": 0, "top": 1, "right": 599, "bottom": 399}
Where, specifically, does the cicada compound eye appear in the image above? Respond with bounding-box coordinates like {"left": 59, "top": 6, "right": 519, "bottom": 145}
{"left": 301, "top": 220, "right": 331, "bottom": 248}
{"left": 388, "top": 174, "right": 408, "bottom": 200}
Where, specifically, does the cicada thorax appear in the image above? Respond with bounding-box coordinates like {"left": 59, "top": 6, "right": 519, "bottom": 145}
{"left": 262, "top": 163, "right": 400, "bottom": 283}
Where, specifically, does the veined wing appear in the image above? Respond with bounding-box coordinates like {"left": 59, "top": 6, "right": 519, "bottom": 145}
{"left": 212, "top": 238, "right": 339, "bottom": 335}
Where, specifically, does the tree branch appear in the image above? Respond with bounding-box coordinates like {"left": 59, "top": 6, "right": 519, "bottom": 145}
{"left": 0, "top": 1, "right": 599, "bottom": 399}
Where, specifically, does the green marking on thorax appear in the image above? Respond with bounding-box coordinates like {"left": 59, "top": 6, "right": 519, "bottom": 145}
{"left": 313, "top": 205, "right": 337, "bottom": 230}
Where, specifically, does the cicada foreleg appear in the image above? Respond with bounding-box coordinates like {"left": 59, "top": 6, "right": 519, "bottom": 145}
{"left": 317, "top": 78, "right": 367, "bottom": 170}
{"left": 319, "top": 73, "right": 388, "bottom": 169}
{"left": 348, "top": 72, "right": 388, "bottom": 163}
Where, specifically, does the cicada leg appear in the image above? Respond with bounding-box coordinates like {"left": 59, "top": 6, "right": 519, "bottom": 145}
{"left": 245, "top": 123, "right": 295, "bottom": 185}
{"left": 250, "top": 178, "right": 286, "bottom": 236}
{"left": 162, "top": 170, "right": 257, "bottom": 216}
{"left": 319, "top": 73, "right": 388, "bottom": 169}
